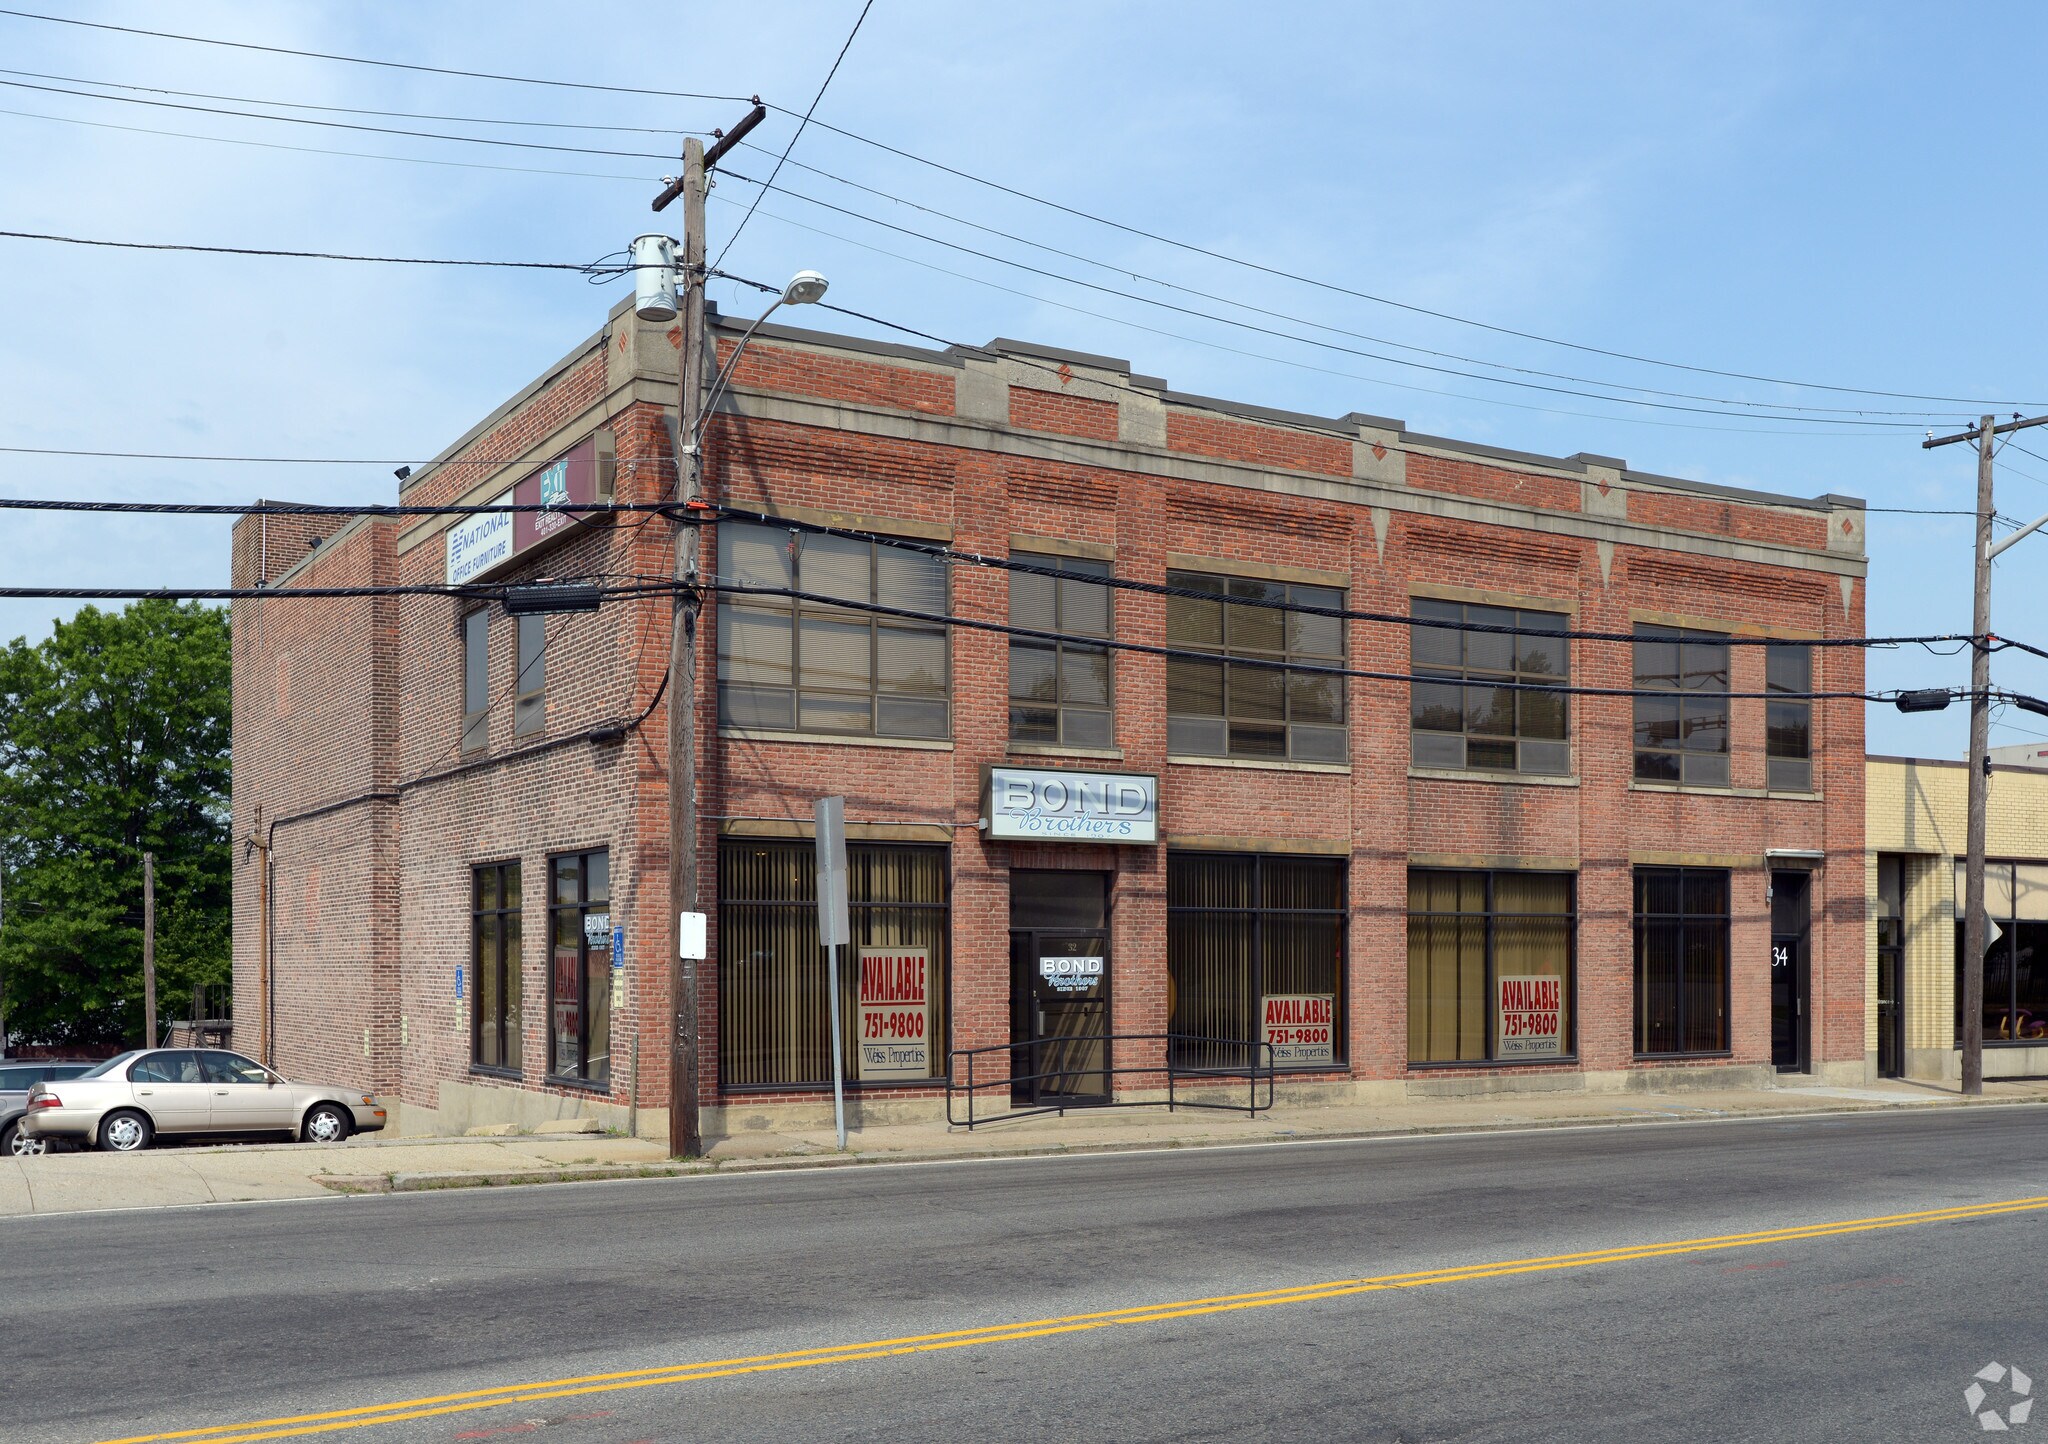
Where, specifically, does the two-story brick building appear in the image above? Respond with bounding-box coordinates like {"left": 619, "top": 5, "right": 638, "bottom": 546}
{"left": 229, "top": 292, "right": 1870, "bottom": 1139}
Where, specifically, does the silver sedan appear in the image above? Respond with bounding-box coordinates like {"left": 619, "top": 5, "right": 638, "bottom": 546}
{"left": 19, "top": 1048, "right": 386, "bottom": 1153}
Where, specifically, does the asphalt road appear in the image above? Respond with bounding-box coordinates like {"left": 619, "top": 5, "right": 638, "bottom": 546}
{"left": 8, "top": 1107, "right": 2048, "bottom": 1444}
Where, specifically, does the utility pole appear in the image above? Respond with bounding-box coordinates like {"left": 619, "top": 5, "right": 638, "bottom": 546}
{"left": 1924, "top": 410, "right": 2048, "bottom": 1094}
{"left": 651, "top": 102, "right": 765, "bottom": 1159}
{"left": 0, "top": 866, "right": 8, "bottom": 1057}
{"left": 142, "top": 851, "right": 157, "bottom": 1050}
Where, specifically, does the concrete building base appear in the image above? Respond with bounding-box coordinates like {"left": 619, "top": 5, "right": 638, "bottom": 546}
{"left": 1905, "top": 1046, "right": 2048, "bottom": 1085}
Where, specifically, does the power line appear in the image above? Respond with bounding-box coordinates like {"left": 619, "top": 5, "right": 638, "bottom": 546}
{"left": 0, "top": 101, "right": 651, "bottom": 182}
{"left": 0, "top": 75, "right": 678, "bottom": 160}
{"left": 0, "top": 65, "right": 705, "bottom": 136}
{"left": 0, "top": 8, "right": 755, "bottom": 103}
{"left": 710, "top": 171, "right": 1924, "bottom": 430}
{"left": 712, "top": 0, "right": 873, "bottom": 269}
{"left": 0, "top": 229, "right": 622, "bottom": 272}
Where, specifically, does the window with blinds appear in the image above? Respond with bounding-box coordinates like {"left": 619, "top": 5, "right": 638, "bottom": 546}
{"left": 719, "top": 841, "right": 949, "bottom": 1087}
{"left": 1164, "top": 572, "right": 1347, "bottom": 763}
{"left": 716, "top": 521, "right": 950, "bottom": 739}
{"left": 461, "top": 609, "right": 489, "bottom": 753}
{"left": 1167, "top": 853, "right": 1346, "bottom": 1070}
{"left": 1008, "top": 552, "right": 1113, "bottom": 748}
{"left": 1633, "top": 867, "right": 1730, "bottom": 1055}
{"left": 1407, "top": 870, "right": 1574, "bottom": 1064}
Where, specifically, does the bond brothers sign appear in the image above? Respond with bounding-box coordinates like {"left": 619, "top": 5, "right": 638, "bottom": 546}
{"left": 982, "top": 766, "right": 1158, "bottom": 844}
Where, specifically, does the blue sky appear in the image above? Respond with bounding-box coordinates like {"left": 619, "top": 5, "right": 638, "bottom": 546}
{"left": 2, "top": 1, "right": 2044, "bottom": 757}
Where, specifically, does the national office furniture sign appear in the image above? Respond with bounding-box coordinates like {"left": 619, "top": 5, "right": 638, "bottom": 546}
{"left": 858, "top": 946, "right": 930, "bottom": 1079}
{"left": 1496, "top": 975, "right": 1564, "bottom": 1058}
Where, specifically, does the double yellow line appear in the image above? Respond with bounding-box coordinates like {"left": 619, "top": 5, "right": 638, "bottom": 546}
{"left": 101, "top": 1193, "right": 2048, "bottom": 1444}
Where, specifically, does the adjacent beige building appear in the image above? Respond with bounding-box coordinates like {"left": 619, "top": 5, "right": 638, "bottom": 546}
{"left": 1867, "top": 755, "right": 2048, "bottom": 1082}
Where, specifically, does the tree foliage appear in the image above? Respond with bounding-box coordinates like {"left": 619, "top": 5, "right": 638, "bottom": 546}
{"left": 0, "top": 601, "right": 231, "bottom": 1048}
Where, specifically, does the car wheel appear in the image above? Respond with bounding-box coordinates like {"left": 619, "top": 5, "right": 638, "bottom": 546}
{"left": 98, "top": 1110, "right": 154, "bottom": 1153}
{"left": 302, "top": 1104, "right": 352, "bottom": 1145}
{"left": 3, "top": 1121, "right": 46, "bottom": 1158}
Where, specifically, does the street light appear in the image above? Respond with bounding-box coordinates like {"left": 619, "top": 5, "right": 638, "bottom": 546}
{"left": 693, "top": 270, "right": 830, "bottom": 448}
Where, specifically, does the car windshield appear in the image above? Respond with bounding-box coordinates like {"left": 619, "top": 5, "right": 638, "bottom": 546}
{"left": 78, "top": 1051, "right": 141, "bottom": 1080}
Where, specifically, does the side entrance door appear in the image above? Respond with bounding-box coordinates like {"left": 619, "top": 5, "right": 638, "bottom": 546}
{"left": 1009, "top": 871, "right": 1111, "bottom": 1107}
{"left": 1770, "top": 870, "right": 1811, "bottom": 1073}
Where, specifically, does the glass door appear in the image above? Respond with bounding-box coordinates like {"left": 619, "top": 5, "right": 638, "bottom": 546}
{"left": 1010, "top": 872, "right": 1111, "bottom": 1106}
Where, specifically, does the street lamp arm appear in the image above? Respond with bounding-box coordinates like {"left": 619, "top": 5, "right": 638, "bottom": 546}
{"left": 1989, "top": 507, "right": 2048, "bottom": 561}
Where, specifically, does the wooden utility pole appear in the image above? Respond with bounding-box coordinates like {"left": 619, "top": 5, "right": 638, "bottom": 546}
{"left": 0, "top": 866, "right": 8, "bottom": 1056}
{"left": 661, "top": 137, "right": 708, "bottom": 1160}
{"left": 142, "top": 851, "right": 157, "bottom": 1049}
{"left": 1924, "top": 410, "right": 2048, "bottom": 1094}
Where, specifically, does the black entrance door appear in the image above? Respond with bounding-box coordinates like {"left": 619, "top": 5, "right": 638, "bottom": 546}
{"left": 1876, "top": 952, "right": 1904, "bottom": 1078}
{"left": 1010, "top": 872, "right": 1111, "bottom": 1106}
{"left": 1770, "top": 870, "right": 1810, "bottom": 1072}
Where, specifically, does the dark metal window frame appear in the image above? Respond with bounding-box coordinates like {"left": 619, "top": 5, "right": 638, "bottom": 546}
{"left": 470, "top": 859, "right": 522, "bottom": 1078}
{"left": 716, "top": 839, "right": 952, "bottom": 1093}
{"left": 1409, "top": 600, "right": 1571, "bottom": 776}
{"left": 1007, "top": 551, "right": 1114, "bottom": 748}
{"left": 715, "top": 521, "right": 951, "bottom": 740}
{"left": 1163, "top": 570, "right": 1348, "bottom": 764}
{"left": 1632, "top": 866, "right": 1733, "bottom": 1058}
{"left": 1632, "top": 626, "right": 1731, "bottom": 787}
{"left": 460, "top": 607, "right": 489, "bottom": 754}
{"left": 1406, "top": 868, "right": 1579, "bottom": 1067}
{"left": 546, "top": 849, "right": 612, "bottom": 1088}
{"left": 1165, "top": 851, "right": 1350, "bottom": 1072}
{"left": 1951, "top": 858, "right": 2048, "bottom": 1047}
{"left": 1765, "top": 641, "right": 1814, "bottom": 792}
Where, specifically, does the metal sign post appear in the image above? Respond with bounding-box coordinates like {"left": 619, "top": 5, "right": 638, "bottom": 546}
{"left": 815, "top": 796, "right": 851, "bottom": 1150}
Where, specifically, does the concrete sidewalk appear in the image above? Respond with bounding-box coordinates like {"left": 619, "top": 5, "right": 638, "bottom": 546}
{"left": 5, "top": 1077, "right": 2044, "bottom": 1219}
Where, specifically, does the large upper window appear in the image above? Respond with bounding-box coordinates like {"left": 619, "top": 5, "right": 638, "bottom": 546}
{"left": 1953, "top": 860, "right": 2048, "bottom": 1044}
{"left": 1766, "top": 642, "right": 1813, "bottom": 792}
{"left": 548, "top": 851, "right": 611, "bottom": 1085}
{"left": 1633, "top": 627, "right": 1730, "bottom": 786}
{"left": 719, "top": 841, "right": 949, "bottom": 1088}
{"left": 514, "top": 615, "right": 546, "bottom": 737}
{"left": 1410, "top": 601, "right": 1569, "bottom": 775}
{"left": 1634, "top": 867, "right": 1730, "bottom": 1055}
{"left": 1167, "top": 853, "right": 1346, "bottom": 1071}
{"left": 472, "top": 861, "right": 522, "bottom": 1074}
{"left": 1009, "top": 553, "right": 1113, "bottom": 748}
{"left": 461, "top": 609, "right": 489, "bottom": 752}
{"left": 717, "top": 522, "right": 949, "bottom": 739}
{"left": 1408, "top": 870, "right": 1574, "bottom": 1064}
{"left": 1165, "top": 571, "right": 1346, "bottom": 763}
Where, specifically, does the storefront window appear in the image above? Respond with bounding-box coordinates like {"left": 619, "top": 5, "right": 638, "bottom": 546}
{"left": 547, "top": 851, "right": 610, "bottom": 1085}
{"left": 1164, "top": 572, "right": 1346, "bottom": 763}
{"left": 1953, "top": 860, "right": 2048, "bottom": 1043}
{"left": 1408, "top": 870, "right": 1574, "bottom": 1064}
{"left": 1009, "top": 552, "right": 1113, "bottom": 748}
{"left": 471, "top": 861, "right": 521, "bottom": 1074}
{"left": 1634, "top": 867, "right": 1729, "bottom": 1054}
{"left": 1633, "top": 628, "right": 1730, "bottom": 786}
{"left": 715, "top": 522, "right": 949, "bottom": 739}
{"left": 718, "top": 841, "right": 949, "bottom": 1087}
{"left": 1167, "top": 853, "right": 1346, "bottom": 1070}
{"left": 1410, "top": 602, "right": 1569, "bottom": 775}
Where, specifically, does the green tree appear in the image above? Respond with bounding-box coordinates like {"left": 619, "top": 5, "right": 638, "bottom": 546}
{"left": 0, "top": 600, "right": 231, "bottom": 1048}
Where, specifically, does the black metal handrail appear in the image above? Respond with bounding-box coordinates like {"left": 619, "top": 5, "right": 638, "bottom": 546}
{"left": 946, "top": 1031, "right": 1274, "bottom": 1129}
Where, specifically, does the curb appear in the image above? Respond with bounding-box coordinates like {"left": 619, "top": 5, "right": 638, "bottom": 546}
{"left": 305, "top": 1092, "right": 2048, "bottom": 1197}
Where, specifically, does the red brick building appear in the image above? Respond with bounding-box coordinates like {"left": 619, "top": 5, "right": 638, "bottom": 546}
{"left": 230, "top": 295, "right": 1871, "bottom": 1138}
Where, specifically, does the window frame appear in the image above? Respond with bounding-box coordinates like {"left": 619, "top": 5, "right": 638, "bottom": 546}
{"left": 717, "top": 839, "right": 952, "bottom": 1092}
{"left": 1632, "top": 626, "right": 1731, "bottom": 788}
{"left": 1632, "top": 867, "right": 1732, "bottom": 1057}
{"left": 514, "top": 614, "right": 546, "bottom": 738}
{"left": 545, "top": 850, "right": 612, "bottom": 1088}
{"left": 1765, "top": 641, "right": 1814, "bottom": 792}
{"left": 471, "top": 859, "right": 523, "bottom": 1077}
{"left": 1409, "top": 600, "right": 1571, "bottom": 776}
{"left": 715, "top": 522, "right": 951, "bottom": 741}
{"left": 461, "top": 608, "right": 490, "bottom": 753}
{"left": 1163, "top": 570, "right": 1348, "bottom": 764}
{"left": 1165, "top": 851, "right": 1350, "bottom": 1073}
{"left": 1952, "top": 859, "right": 2048, "bottom": 1046}
{"left": 1007, "top": 551, "right": 1115, "bottom": 749}
{"left": 1407, "top": 869, "right": 1578, "bottom": 1067}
